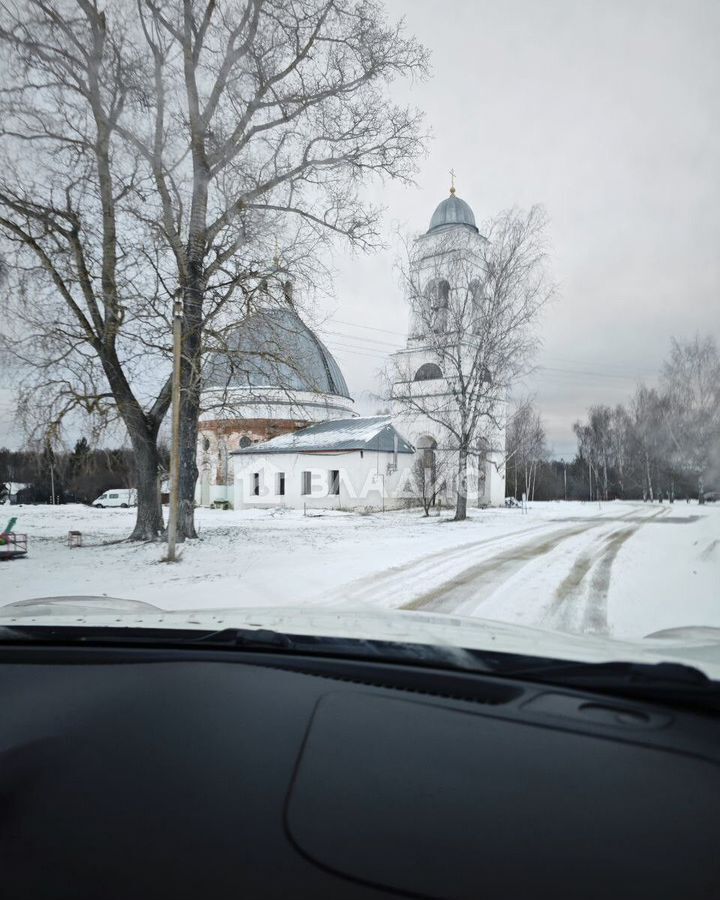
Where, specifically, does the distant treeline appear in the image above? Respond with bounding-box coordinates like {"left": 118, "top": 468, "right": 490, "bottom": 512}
{"left": 506, "top": 336, "right": 720, "bottom": 503}
{"left": 0, "top": 439, "right": 169, "bottom": 504}
{"left": 506, "top": 457, "right": 700, "bottom": 503}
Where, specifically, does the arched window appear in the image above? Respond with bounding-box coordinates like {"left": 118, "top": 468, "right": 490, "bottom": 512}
{"left": 469, "top": 279, "right": 484, "bottom": 332}
{"left": 413, "top": 362, "right": 443, "bottom": 382}
{"left": 202, "top": 436, "right": 210, "bottom": 451}
{"left": 425, "top": 279, "right": 450, "bottom": 333}
{"left": 479, "top": 365, "right": 492, "bottom": 385}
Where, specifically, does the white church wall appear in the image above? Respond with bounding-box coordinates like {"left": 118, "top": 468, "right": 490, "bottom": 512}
{"left": 232, "top": 449, "right": 417, "bottom": 511}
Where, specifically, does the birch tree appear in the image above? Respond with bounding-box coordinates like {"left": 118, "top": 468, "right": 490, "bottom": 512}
{"left": 506, "top": 398, "right": 547, "bottom": 501}
{"left": 389, "top": 207, "right": 553, "bottom": 520}
{"left": 662, "top": 335, "right": 720, "bottom": 501}
{"left": 0, "top": 0, "right": 428, "bottom": 539}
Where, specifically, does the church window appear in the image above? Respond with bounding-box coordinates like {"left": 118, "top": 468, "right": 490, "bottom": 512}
{"left": 329, "top": 470, "right": 340, "bottom": 496}
{"left": 425, "top": 279, "right": 450, "bottom": 333}
{"left": 469, "top": 280, "right": 484, "bottom": 332}
{"left": 414, "top": 363, "right": 443, "bottom": 382}
{"left": 252, "top": 473, "right": 260, "bottom": 496}
{"left": 277, "top": 472, "right": 285, "bottom": 496}
{"left": 301, "top": 471, "right": 312, "bottom": 495}
{"left": 239, "top": 436, "right": 252, "bottom": 449}
{"left": 202, "top": 437, "right": 210, "bottom": 451}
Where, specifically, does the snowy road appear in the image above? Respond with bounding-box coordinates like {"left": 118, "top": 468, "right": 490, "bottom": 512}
{"left": 1, "top": 501, "right": 717, "bottom": 640}
{"left": 316, "top": 503, "right": 717, "bottom": 639}
{"left": 402, "top": 507, "right": 666, "bottom": 633}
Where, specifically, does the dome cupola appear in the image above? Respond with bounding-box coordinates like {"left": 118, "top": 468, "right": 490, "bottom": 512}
{"left": 427, "top": 187, "right": 478, "bottom": 234}
{"left": 203, "top": 306, "right": 350, "bottom": 399}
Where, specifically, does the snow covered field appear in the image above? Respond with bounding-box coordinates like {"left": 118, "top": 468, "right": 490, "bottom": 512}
{"left": 1, "top": 500, "right": 718, "bottom": 640}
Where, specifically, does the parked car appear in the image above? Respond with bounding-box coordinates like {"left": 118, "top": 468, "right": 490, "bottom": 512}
{"left": 92, "top": 489, "right": 137, "bottom": 509}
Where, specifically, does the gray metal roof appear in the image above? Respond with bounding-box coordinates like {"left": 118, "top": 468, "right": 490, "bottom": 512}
{"left": 428, "top": 193, "right": 478, "bottom": 234}
{"left": 231, "top": 416, "right": 415, "bottom": 455}
{"left": 203, "top": 306, "right": 350, "bottom": 399}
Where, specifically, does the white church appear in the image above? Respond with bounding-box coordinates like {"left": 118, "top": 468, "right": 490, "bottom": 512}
{"left": 195, "top": 186, "right": 507, "bottom": 512}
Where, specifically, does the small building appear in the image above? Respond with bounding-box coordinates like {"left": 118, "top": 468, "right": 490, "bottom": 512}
{"left": 231, "top": 416, "right": 416, "bottom": 511}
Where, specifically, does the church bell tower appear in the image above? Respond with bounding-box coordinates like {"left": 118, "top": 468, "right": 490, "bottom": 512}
{"left": 390, "top": 179, "right": 507, "bottom": 507}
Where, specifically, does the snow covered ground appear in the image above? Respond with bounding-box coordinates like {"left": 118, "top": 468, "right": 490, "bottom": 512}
{"left": 1, "top": 500, "right": 717, "bottom": 640}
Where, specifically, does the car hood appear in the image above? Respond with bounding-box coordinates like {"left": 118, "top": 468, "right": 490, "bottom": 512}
{"left": 2, "top": 595, "right": 720, "bottom": 678}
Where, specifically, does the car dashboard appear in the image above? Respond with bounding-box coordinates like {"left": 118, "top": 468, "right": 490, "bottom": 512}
{"left": 0, "top": 642, "right": 718, "bottom": 899}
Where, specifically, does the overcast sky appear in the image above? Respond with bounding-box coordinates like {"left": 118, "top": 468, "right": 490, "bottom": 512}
{"left": 1, "top": 0, "right": 719, "bottom": 456}
{"left": 318, "top": 0, "right": 720, "bottom": 457}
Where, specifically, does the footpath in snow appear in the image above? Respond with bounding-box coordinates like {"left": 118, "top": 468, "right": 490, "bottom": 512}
{"left": 0, "top": 500, "right": 717, "bottom": 641}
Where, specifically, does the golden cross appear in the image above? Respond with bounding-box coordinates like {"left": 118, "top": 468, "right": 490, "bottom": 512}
{"left": 449, "top": 168, "right": 456, "bottom": 194}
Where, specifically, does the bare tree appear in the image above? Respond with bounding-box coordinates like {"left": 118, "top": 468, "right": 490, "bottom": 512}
{"left": 507, "top": 398, "right": 547, "bottom": 501}
{"left": 609, "top": 403, "right": 631, "bottom": 497}
{"left": 662, "top": 335, "right": 720, "bottom": 501}
{"left": 570, "top": 338, "right": 720, "bottom": 504}
{"left": 573, "top": 405, "right": 614, "bottom": 500}
{"left": 389, "top": 207, "right": 553, "bottom": 520}
{"left": 0, "top": 0, "right": 428, "bottom": 539}
{"left": 628, "top": 385, "right": 671, "bottom": 502}
{"left": 412, "top": 444, "right": 451, "bottom": 516}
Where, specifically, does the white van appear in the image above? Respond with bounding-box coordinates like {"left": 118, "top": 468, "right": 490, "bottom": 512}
{"left": 92, "top": 489, "right": 137, "bottom": 509}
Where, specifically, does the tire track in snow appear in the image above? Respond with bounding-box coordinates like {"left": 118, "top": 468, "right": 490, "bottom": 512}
{"left": 547, "top": 507, "right": 668, "bottom": 635}
{"left": 399, "top": 507, "right": 661, "bottom": 617}
{"left": 316, "top": 521, "right": 553, "bottom": 608}
{"left": 400, "top": 521, "right": 615, "bottom": 614}
{"left": 316, "top": 506, "right": 644, "bottom": 612}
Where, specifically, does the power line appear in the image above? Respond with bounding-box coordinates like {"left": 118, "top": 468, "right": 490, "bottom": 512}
{"left": 322, "top": 341, "right": 390, "bottom": 360}
{"left": 326, "top": 317, "right": 406, "bottom": 337}
{"left": 322, "top": 322, "right": 658, "bottom": 384}
{"left": 321, "top": 328, "right": 400, "bottom": 349}
{"left": 325, "top": 322, "right": 655, "bottom": 379}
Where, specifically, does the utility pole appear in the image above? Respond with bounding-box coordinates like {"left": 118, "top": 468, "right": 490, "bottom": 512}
{"left": 166, "top": 291, "right": 183, "bottom": 561}
{"left": 561, "top": 458, "right": 567, "bottom": 501}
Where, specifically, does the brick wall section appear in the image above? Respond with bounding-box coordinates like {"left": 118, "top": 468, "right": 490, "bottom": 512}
{"left": 198, "top": 418, "right": 309, "bottom": 485}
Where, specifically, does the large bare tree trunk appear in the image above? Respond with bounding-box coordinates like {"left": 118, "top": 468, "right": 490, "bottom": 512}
{"left": 177, "top": 268, "right": 204, "bottom": 540}
{"left": 100, "top": 355, "right": 168, "bottom": 540}
{"left": 454, "top": 446, "right": 469, "bottom": 521}
{"left": 129, "top": 430, "right": 165, "bottom": 541}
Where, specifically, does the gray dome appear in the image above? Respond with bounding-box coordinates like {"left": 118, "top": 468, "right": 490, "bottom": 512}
{"left": 428, "top": 192, "right": 478, "bottom": 233}
{"left": 204, "top": 307, "right": 350, "bottom": 399}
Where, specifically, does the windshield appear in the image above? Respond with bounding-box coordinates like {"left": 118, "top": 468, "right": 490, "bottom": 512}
{"left": 0, "top": 0, "right": 718, "bottom": 684}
